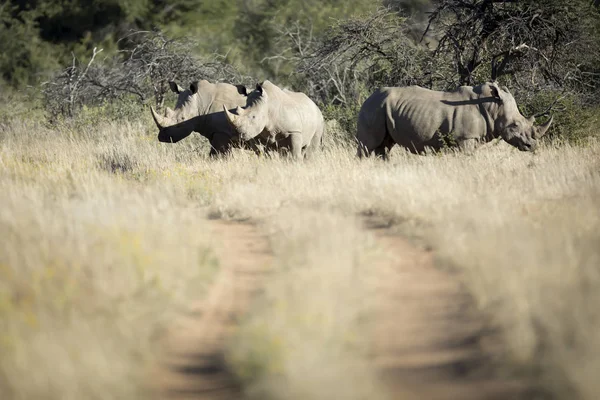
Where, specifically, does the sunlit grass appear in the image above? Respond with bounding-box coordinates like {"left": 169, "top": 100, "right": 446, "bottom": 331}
{"left": 0, "top": 119, "right": 219, "bottom": 399}
{"left": 1, "top": 113, "right": 599, "bottom": 399}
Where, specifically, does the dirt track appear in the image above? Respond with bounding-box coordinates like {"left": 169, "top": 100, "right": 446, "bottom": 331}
{"left": 150, "top": 217, "right": 532, "bottom": 399}
{"left": 149, "top": 220, "right": 272, "bottom": 399}
{"left": 366, "top": 221, "right": 531, "bottom": 400}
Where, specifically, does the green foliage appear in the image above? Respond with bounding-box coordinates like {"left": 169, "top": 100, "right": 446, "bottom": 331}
{"left": 160, "top": 0, "right": 240, "bottom": 55}
{"left": 231, "top": 0, "right": 376, "bottom": 78}
{"left": 0, "top": 81, "right": 45, "bottom": 123}
{"left": 522, "top": 91, "right": 600, "bottom": 144}
{"left": 0, "top": 5, "right": 61, "bottom": 86}
{"left": 1, "top": 0, "right": 377, "bottom": 88}
{"left": 48, "top": 98, "right": 146, "bottom": 133}
{"left": 22, "top": 0, "right": 155, "bottom": 41}
{"left": 322, "top": 103, "right": 362, "bottom": 138}
{"left": 71, "top": 99, "right": 145, "bottom": 125}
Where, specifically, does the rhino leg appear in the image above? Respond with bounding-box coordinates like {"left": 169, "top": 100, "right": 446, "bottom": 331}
{"left": 372, "top": 132, "right": 396, "bottom": 160}
{"left": 304, "top": 128, "right": 323, "bottom": 160}
{"left": 356, "top": 103, "right": 388, "bottom": 158}
{"left": 290, "top": 133, "right": 303, "bottom": 160}
{"left": 209, "top": 133, "right": 233, "bottom": 157}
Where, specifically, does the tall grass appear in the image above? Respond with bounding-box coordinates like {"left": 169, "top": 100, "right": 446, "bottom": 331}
{"left": 206, "top": 136, "right": 600, "bottom": 398}
{"left": 0, "top": 119, "right": 219, "bottom": 399}
{"left": 228, "top": 210, "right": 387, "bottom": 400}
{"left": 0, "top": 112, "right": 599, "bottom": 399}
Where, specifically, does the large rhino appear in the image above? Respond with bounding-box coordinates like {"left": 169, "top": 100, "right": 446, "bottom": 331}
{"left": 150, "top": 80, "right": 252, "bottom": 156}
{"left": 223, "top": 80, "right": 324, "bottom": 159}
{"left": 357, "top": 82, "right": 553, "bottom": 157}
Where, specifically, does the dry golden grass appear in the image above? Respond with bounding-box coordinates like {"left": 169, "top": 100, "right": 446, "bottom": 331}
{"left": 204, "top": 133, "right": 600, "bottom": 398}
{"left": 0, "top": 119, "right": 220, "bottom": 399}
{"left": 1, "top": 112, "right": 599, "bottom": 399}
{"left": 228, "top": 210, "right": 386, "bottom": 400}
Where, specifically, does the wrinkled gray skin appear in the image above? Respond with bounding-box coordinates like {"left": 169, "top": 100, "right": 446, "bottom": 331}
{"left": 151, "top": 80, "right": 267, "bottom": 156}
{"left": 223, "top": 80, "right": 325, "bottom": 159}
{"left": 357, "top": 82, "right": 553, "bottom": 158}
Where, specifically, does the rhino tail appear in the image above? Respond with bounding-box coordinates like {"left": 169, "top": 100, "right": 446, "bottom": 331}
{"left": 319, "top": 122, "right": 324, "bottom": 148}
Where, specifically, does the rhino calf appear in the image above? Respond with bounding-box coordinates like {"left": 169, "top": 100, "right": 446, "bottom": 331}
{"left": 357, "top": 82, "right": 552, "bottom": 158}
{"left": 150, "top": 80, "right": 251, "bottom": 156}
{"left": 223, "top": 81, "right": 324, "bottom": 159}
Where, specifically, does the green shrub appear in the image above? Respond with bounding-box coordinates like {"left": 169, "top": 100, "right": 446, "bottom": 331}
{"left": 321, "top": 103, "right": 361, "bottom": 139}
{"left": 521, "top": 91, "right": 600, "bottom": 144}
{"left": 0, "top": 6, "right": 61, "bottom": 87}
{"left": 0, "top": 82, "right": 45, "bottom": 124}
{"left": 75, "top": 99, "right": 145, "bottom": 125}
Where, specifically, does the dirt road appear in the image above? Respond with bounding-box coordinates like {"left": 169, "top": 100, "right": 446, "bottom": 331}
{"left": 150, "top": 217, "right": 532, "bottom": 399}
{"left": 149, "top": 220, "right": 272, "bottom": 400}
{"left": 366, "top": 221, "right": 531, "bottom": 399}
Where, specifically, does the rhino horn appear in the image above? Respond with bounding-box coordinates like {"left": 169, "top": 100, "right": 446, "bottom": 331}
{"left": 223, "top": 105, "right": 237, "bottom": 124}
{"left": 535, "top": 115, "right": 553, "bottom": 138}
{"left": 150, "top": 106, "right": 171, "bottom": 129}
{"left": 528, "top": 115, "right": 535, "bottom": 124}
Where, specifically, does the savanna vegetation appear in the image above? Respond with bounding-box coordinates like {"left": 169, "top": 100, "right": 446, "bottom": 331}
{"left": 1, "top": 0, "right": 600, "bottom": 399}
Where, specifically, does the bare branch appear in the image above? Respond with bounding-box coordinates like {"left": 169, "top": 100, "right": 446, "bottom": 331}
{"left": 43, "top": 30, "right": 252, "bottom": 119}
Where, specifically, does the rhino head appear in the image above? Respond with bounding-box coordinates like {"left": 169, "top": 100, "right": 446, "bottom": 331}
{"left": 489, "top": 83, "right": 553, "bottom": 152}
{"left": 151, "top": 80, "right": 248, "bottom": 143}
{"left": 150, "top": 81, "right": 203, "bottom": 143}
{"left": 223, "top": 83, "right": 270, "bottom": 141}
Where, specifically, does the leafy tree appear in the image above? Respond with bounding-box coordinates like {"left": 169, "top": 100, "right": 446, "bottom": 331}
{"left": 0, "top": 3, "right": 60, "bottom": 85}
{"left": 233, "top": 0, "right": 376, "bottom": 78}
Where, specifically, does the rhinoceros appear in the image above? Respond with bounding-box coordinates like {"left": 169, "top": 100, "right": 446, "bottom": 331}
{"left": 150, "top": 80, "right": 254, "bottom": 156}
{"left": 357, "top": 82, "right": 553, "bottom": 157}
{"left": 223, "top": 80, "right": 325, "bottom": 159}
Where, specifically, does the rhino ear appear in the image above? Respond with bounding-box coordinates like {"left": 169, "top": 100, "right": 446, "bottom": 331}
{"left": 236, "top": 85, "right": 248, "bottom": 96}
{"left": 190, "top": 81, "right": 199, "bottom": 94}
{"left": 169, "top": 81, "right": 183, "bottom": 94}
{"left": 256, "top": 83, "right": 263, "bottom": 95}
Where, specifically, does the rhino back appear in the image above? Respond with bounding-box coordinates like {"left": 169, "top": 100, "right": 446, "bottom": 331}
{"left": 264, "top": 82, "right": 323, "bottom": 143}
{"left": 206, "top": 82, "right": 248, "bottom": 114}
{"left": 384, "top": 86, "right": 488, "bottom": 146}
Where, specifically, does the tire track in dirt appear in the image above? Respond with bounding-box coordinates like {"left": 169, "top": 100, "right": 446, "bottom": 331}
{"left": 366, "top": 219, "right": 534, "bottom": 400}
{"left": 149, "top": 219, "right": 272, "bottom": 400}
{"left": 150, "top": 216, "right": 534, "bottom": 400}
